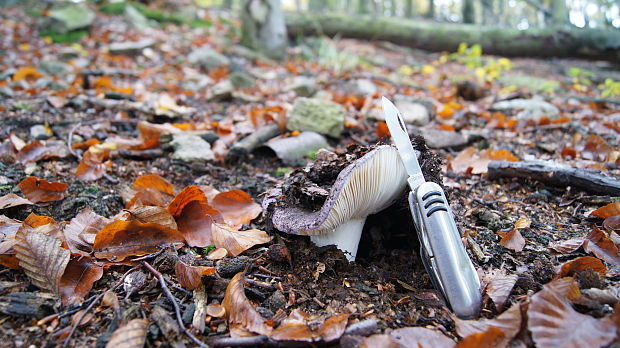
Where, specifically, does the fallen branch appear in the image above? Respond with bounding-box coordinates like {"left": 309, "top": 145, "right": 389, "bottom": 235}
{"left": 487, "top": 160, "right": 620, "bottom": 196}
{"left": 226, "top": 124, "right": 282, "bottom": 162}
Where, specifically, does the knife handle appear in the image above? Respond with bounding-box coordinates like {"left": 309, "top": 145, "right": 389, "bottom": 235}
{"left": 409, "top": 182, "right": 482, "bottom": 319}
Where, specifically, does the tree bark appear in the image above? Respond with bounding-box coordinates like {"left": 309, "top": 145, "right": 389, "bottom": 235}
{"left": 358, "top": 0, "right": 369, "bottom": 14}
{"left": 549, "top": 0, "right": 568, "bottom": 26}
{"left": 241, "top": 0, "right": 288, "bottom": 61}
{"left": 309, "top": 0, "right": 326, "bottom": 12}
{"left": 463, "top": 0, "right": 475, "bottom": 24}
{"left": 426, "top": 0, "right": 435, "bottom": 18}
{"left": 285, "top": 13, "right": 620, "bottom": 61}
{"left": 405, "top": 0, "right": 415, "bottom": 17}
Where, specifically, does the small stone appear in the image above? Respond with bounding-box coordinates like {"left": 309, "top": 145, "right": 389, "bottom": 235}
{"left": 0, "top": 176, "right": 10, "bottom": 185}
{"left": 262, "top": 291, "right": 286, "bottom": 312}
{"left": 24, "top": 163, "right": 39, "bottom": 175}
{"left": 30, "top": 125, "right": 52, "bottom": 140}
{"left": 45, "top": 5, "right": 95, "bottom": 33}
{"left": 418, "top": 127, "right": 468, "bottom": 149}
{"left": 58, "top": 47, "right": 81, "bottom": 61}
{"left": 208, "top": 80, "right": 234, "bottom": 100}
{"left": 287, "top": 98, "right": 346, "bottom": 138}
{"left": 187, "top": 47, "right": 230, "bottom": 71}
{"left": 490, "top": 98, "right": 559, "bottom": 121}
{"left": 108, "top": 39, "right": 156, "bottom": 56}
{"left": 229, "top": 71, "right": 255, "bottom": 90}
{"left": 0, "top": 86, "right": 14, "bottom": 98}
{"left": 394, "top": 96, "right": 435, "bottom": 126}
{"left": 216, "top": 256, "right": 251, "bottom": 278}
{"left": 124, "top": 4, "right": 150, "bottom": 31}
{"left": 38, "top": 61, "right": 73, "bottom": 77}
{"left": 284, "top": 76, "right": 317, "bottom": 97}
{"left": 344, "top": 79, "right": 377, "bottom": 96}
{"left": 170, "top": 133, "right": 215, "bottom": 162}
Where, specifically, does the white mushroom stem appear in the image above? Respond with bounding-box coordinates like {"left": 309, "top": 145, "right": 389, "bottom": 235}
{"left": 310, "top": 218, "right": 366, "bottom": 262}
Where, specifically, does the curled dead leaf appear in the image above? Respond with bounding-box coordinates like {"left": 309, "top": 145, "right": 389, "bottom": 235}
{"left": 498, "top": 229, "right": 525, "bottom": 252}
{"left": 603, "top": 215, "right": 620, "bottom": 233}
{"left": 93, "top": 220, "right": 185, "bottom": 261}
{"left": 584, "top": 227, "right": 620, "bottom": 266}
{"left": 15, "top": 140, "right": 69, "bottom": 164}
{"left": 270, "top": 309, "right": 349, "bottom": 342}
{"left": 591, "top": 202, "right": 620, "bottom": 219}
{"left": 389, "top": 327, "right": 455, "bottom": 348}
{"left": 59, "top": 256, "right": 103, "bottom": 306}
{"left": 483, "top": 270, "right": 518, "bottom": 311}
{"left": 223, "top": 272, "right": 273, "bottom": 336}
{"left": 127, "top": 174, "right": 175, "bottom": 208}
{"left": 0, "top": 193, "right": 34, "bottom": 209}
{"left": 75, "top": 146, "right": 112, "bottom": 181}
{"left": 549, "top": 238, "right": 584, "bottom": 254}
{"left": 211, "top": 190, "right": 263, "bottom": 229}
{"left": 455, "top": 302, "right": 522, "bottom": 347}
{"left": 455, "top": 327, "right": 505, "bottom": 348}
{"left": 212, "top": 223, "right": 272, "bottom": 256}
{"left": 175, "top": 260, "right": 216, "bottom": 290}
{"left": 105, "top": 318, "right": 149, "bottom": 348}
{"left": 557, "top": 256, "right": 606, "bottom": 278}
{"left": 17, "top": 176, "right": 67, "bottom": 203}
{"left": 206, "top": 303, "right": 226, "bottom": 318}
{"left": 126, "top": 206, "right": 178, "bottom": 230}
{"left": 63, "top": 207, "right": 110, "bottom": 256}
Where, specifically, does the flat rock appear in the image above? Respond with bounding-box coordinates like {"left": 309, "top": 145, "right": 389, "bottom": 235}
{"left": 46, "top": 5, "right": 95, "bottom": 33}
{"left": 170, "top": 133, "right": 215, "bottom": 162}
{"left": 287, "top": 98, "right": 346, "bottom": 138}
{"left": 367, "top": 96, "right": 435, "bottom": 126}
{"left": 418, "top": 127, "right": 468, "bottom": 149}
{"left": 229, "top": 70, "right": 255, "bottom": 89}
{"left": 265, "top": 131, "right": 328, "bottom": 165}
{"left": 124, "top": 4, "right": 150, "bottom": 31}
{"left": 38, "top": 60, "right": 73, "bottom": 76}
{"left": 284, "top": 76, "right": 316, "bottom": 97}
{"left": 187, "top": 47, "right": 230, "bottom": 71}
{"left": 108, "top": 39, "right": 156, "bottom": 56}
{"left": 208, "top": 79, "right": 234, "bottom": 100}
{"left": 345, "top": 79, "right": 377, "bottom": 96}
{"left": 30, "top": 125, "right": 52, "bottom": 140}
{"left": 490, "top": 98, "right": 559, "bottom": 121}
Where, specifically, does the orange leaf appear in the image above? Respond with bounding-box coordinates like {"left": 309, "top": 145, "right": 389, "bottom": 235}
{"left": 71, "top": 138, "right": 100, "bottom": 150}
{"left": 63, "top": 207, "right": 110, "bottom": 256}
{"left": 590, "top": 202, "right": 620, "bottom": 219}
{"left": 175, "top": 201, "right": 217, "bottom": 247}
{"left": 561, "top": 147, "right": 577, "bottom": 158}
{"left": 223, "top": 272, "right": 273, "bottom": 336}
{"left": 127, "top": 174, "right": 175, "bottom": 208}
{"left": 134, "top": 174, "right": 174, "bottom": 195}
{"left": 376, "top": 122, "right": 390, "bottom": 140}
{"left": 270, "top": 309, "right": 349, "bottom": 342}
{"left": 557, "top": 256, "right": 606, "bottom": 278}
{"left": 212, "top": 223, "right": 272, "bottom": 256}
{"left": 0, "top": 193, "right": 33, "bottom": 209}
{"left": 175, "top": 260, "right": 216, "bottom": 290}
{"left": 16, "top": 140, "right": 69, "bottom": 164}
{"left": 59, "top": 256, "right": 104, "bottom": 305}
{"left": 389, "top": 327, "right": 455, "bottom": 348}
{"left": 489, "top": 149, "right": 518, "bottom": 162}
{"left": 439, "top": 124, "right": 456, "bottom": 131}
{"left": 438, "top": 105, "right": 454, "bottom": 119}
{"left": 455, "top": 302, "right": 521, "bottom": 344}
{"left": 17, "top": 176, "right": 67, "bottom": 203}
{"left": 75, "top": 147, "right": 112, "bottom": 181}
{"left": 167, "top": 185, "right": 213, "bottom": 217}
{"left": 125, "top": 206, "right": 178, "bottom": 230}
{"left": 13, "top": 66, "right": 42, "bottom": 81}
{"left": 584, "top": 227, "right": 620, "bottom": 266}
{"left": 499, "top": 229, "right": 525, "bottom": 252}
{"left": 455, "top": 327, "right": 505, "bottom": 348}
{"left": 93, "top": 220, "right": 185, "bottom": 261}
{"left": 211, "top": 190, "right": 262, "bottom": 229}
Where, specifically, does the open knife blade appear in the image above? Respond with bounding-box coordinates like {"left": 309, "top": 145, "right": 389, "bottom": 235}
{"left": 381, "top": 97, "right": 425, "bottom": 189}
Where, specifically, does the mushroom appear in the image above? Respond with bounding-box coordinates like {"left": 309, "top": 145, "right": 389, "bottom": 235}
{"left": 268, "top": 145, "right": 408, "bottom": 261}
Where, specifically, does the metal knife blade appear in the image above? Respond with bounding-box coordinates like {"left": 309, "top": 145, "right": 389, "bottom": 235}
{"left": 381, "top": 97, "right": 425, "bottom": 189}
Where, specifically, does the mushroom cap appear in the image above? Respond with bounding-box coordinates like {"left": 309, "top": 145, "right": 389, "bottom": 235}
{"left": 270, "top": 145, "right": 408, "bottom": 236}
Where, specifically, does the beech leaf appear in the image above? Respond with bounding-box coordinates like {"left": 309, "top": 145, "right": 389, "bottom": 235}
{"left": 584, "top": 227, "right": 620, "bottom": 266}
{"left": 270, "top": 309, "right": 349, "bottom": 342}
{"left": 483, "top": 270, "right": 518, "bottom": 311}
{"left": 455, "top": 327, "right": 505, "bottom": 348}
{"left": 212, "top": 223, "right": 272, "bottom": 256}
{"left": 548, "top": 238, "right": 584, "bottom": 254}
{"left": 223, "top": 272, "right": 273, "bottom": 336}
{"left": 105, "top": 318, "right": 149, "bottom": 348}
{"left": 0, "top": 193, "right": 33, "bottom": 210}
{"left": 17, "top": 176, "right": 68, "bottom": 203}
{"left": 390, "top": 327, "right": 455, "bottom": 348}
{"left": 59, "top": 256, "right": 103, "bottom": 305}
{"left": 557, "top": 256, "right": 606, "bottom": 278}
{"left": 590, "top": 202, "right": 620, "bottom": 219}
{"left": 63, "top": 207, "right": 110, "bottom": 256}
{"left": 211, "top": 190, "right": 262, "bottom": 229}
{"left": 455, "top": 302, "right": 522, "bottom": 345}
{"left": 174, "top": 260, "right": 216, "bottom": 290}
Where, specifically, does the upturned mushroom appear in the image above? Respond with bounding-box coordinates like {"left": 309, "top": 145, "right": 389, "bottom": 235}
{"left": 265, "top": 145, "right": 409, "bottom": 261}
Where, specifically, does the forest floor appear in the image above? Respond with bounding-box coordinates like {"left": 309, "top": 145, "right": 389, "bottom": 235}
{"left": 0, "top": 3, "right": 619, "bottom": 348}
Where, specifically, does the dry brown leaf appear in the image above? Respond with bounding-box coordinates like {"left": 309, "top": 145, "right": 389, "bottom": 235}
{"left": 270, "top": 309, "right": 349, "bottom": 342}
{"left": 59, "top": 257, "right": 103, "bottom": 305}
{"left": 127, "top": 174, "right": 175, "bottom": 208}
{"left": 15, "top": 140, "right": 69, "bottom": 164}
{"left": 455, "top": 302, "right": 522, "bottom": 345}
{"left": 548, "top": 238, "right": 585, "bottom": 254}
{"left": 0, "top": 193, "right": 33, "bottom": 209}
{"left": 175, "top": 260, "right": 216, "bottom": 290}
{"left": 17, "top": 176, "right": 68, "bottom": 203}
{"left": 584, "top": 227, "right": 620, "bottom": 266}
{"left": 499, "top": 229, "right": 525, "bottom": 252}
{"left": 126, "top": 206, "right": 178, "bottom": 230}
{"left": 513, "top": 216, "right": 531, "bottom": 229}
{"left": 360, "top": 334, "right": 405, "bottom": 348}
{"left": 591, "top": 202, "right": 620, "bottom": 219}
{"left": 223, "top": 272, "right": 273, "bottom": 336}
{"left": 557, "top": 256, "right": 607, "bottom": 278}
{"left": 71, "top": 309, "right": 94, "bottom": 327}
{"left": 212, "top": 223, "right": 272, "bottom": 256}
{"left": 449, "top": 147, "right": 518, "bottom": 174}
{"left": 583, "top": 285, "right": 620, "bottom": 305}
{"left": 167, "top": 185, "right": 220, "bottom": 218}
{"left": 528, "top": 279, "right": 616, "bottom": 348}
{"left": 603, "top": 215, "right": 620, "bottom": 233}
{"left": 390, "top": 327, "right": 455, "bottom": 348}
{"left": 9, "top": 131, "right": 26, "bottom": 151}
{"left": 484, "top": 270, "right": 518, "bottom": 311}
{"left": 14, "top": 225, "right": 70, "bottom": 295}
{"left": 105, "top": 318, "right": 149, "bottom": 348}
{"left": 102, "top": 290, "right": 120, "bottom": 310}
{"left": 63, "top": 207, "right": 110, "bottom": 256}
{"left": 175, "top": 201, "right": 217, "bottom": 248}
{"left": 455, "top": 327, "right": 505, "bottom": 348}
{"left": 93, "top": 220, "right": 185, "bottom": 261}
{"left": 206, "top": 247, "right": 228, "bottom": 260}
{"left": 75, "top": 146, "right": 112, "bottom": 181}
{"left": 206, "top": 303, "right": 226, "bottom": 318}
{"left": 211, "top": 190, "right": 262, "bottom": 229}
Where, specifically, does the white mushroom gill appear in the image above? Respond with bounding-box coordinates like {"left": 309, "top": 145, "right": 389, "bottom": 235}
{"left": 310, "top": 147, "right": 408, "bottom": 261}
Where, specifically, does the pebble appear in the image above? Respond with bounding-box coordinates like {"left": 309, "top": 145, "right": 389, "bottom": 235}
{"left": 216, "top": 256, "right": 251, "bottom": 278}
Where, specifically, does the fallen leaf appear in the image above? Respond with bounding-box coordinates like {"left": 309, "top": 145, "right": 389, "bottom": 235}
{"left": 455, "top": 327, "right": 505, "bottom": 348}
{"left": 9, "top": 131, "right": 26, "bottom": 151}
{"left": 584, "top": 227, "right": 620, "bottom": 266}
{"left": 483, "top": 270, "right": 518, "bottom": 311}
{"left": 513, "top": 216, "right": 531, "bottom": 229}
{"left": 105, "top": 318, "right": 149, "bottom": 348}
{"left": 17, "top": 176, "right": 68, "bottom": 203}
{"left": 127, "top": 174, "right": 175, "bottom": 208}
{"left": 376, "top": 121, "right": 390, "bottom": 140}
{"left": 126, "top": 206, "right": 178, "bottom": 230}
{"left": 603, "top": 215, "right": 620, "bottom": 233}
{"left": 360, "top": 334, "right": 404, "bottom": 348}
{"left": 206, "top": 247, "right": 228, "bottom": 260}
{"left": 223, "top": 272, "right": 273, "bottom": 336}
{"left": 211, "top": 223, "right": 272, "bottom": 256}
{"left": 206, "top": 303, "right": 226, "bottom": 318}
{"left": 270, "top": 309, "right": 349, "bottom": 342}
{"left": 175, "top": 201, "right": 217, "bottom": 247}
{"left": 14, "top": 225, "right": 70, "bottom": 295}
{"left": 591, "top": 202, "right": 620, "bottom": 219}
{"left": 93, "top": 220, "right": 185, "bottom": 261}
{"left": 13, "top": 66, "right": 42, "bottom": 81}
{"left": 455, "top": 302, "right": 521, "bottom": 346}
{"left": 557, "top": 256, "right": 607, "bottom": 278}
{"left": 498, "top": 229, "right": 525, "bottom": 252}
{"left": 528, "top": 278, "right": 616, "bottom": 348}
{"left": 0, "top": 193, "right": 33, "bottom": 209}
{"left": 102, "top": 290, "right": 120, "bottom": 310}
{"left": 211, "top": 190, "right": 262, "bottom": 229}
{"left": 390, "top": 327, "right": 455, "bottom": 348}
{"left": 15, "top": 140, "right": 69, "bottom": 164}
{"left": 75, "top": 146, "right": 112, "bottom": 181}
{"left": 549, "top": 238, "right": 585, "bottom": 254}
{"left": 583, "top": 286, "right": 620, "bottom": 305}
{"left": 450, "top": 147, "right": 518, "bottom": 174}
{"left": 59, "top": 256, "right": 103, "bottom": 305}
{"left": 167, "top": 185, "right": 221, "bottom": 220}
{"left": 63, "top": 207, "right": 110, "bottom": 256}
{"left": 175, "top": 260, "right": 216, "bottom": 290}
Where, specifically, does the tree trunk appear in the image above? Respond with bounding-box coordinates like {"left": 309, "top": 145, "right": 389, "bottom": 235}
{"left": 358, "top": 0, "right": 369, "bottom": 14}
{"left": 223, "top": 0, "right": 233, "bottom": 9}
{"left": 462, "top": 0, "right": 475, "bottom": 24}
{"left": 241, "top": 0, "right": 288, "bottom": 61}
{"left": 426, "top": 0, "right": 435, "bottom": 18}
{"left": 549, "top": 0, "right": 568, "bottom": 26}
{"left": 390, "top": 0, "right": 397, "bottom": 16}
{"left": 309, "top": 0, "right": 326, "bottom": 12}
{"left": 480, "top": 0, "right": 493, "bottom": 25}
{"left": 405, "top": 0, "right": 415, "bottom": 18}
{"left": 285, "top": 13, "right": 620, "bottom": 61}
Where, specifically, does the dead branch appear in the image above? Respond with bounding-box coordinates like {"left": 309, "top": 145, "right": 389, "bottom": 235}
{"left": 226, "top": 124, "right": 282, "bottom": 162}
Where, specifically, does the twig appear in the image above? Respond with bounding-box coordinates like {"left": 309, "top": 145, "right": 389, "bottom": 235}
{"left": 142, "top": 261, "right": 209, "bottom": 348}
{"left": 63, "top": 266, "right": 140, "bottom": 346}
{"left": 67, "top": 122, "right": 82, "bottom": 160}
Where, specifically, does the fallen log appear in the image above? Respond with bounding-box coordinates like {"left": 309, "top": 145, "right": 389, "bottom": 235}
{"left": 487, "top": 160, "right": 620, "bottom": 196}
{"left": 285, "top": 13, "right": 620, "bottom": 61}
{"left": 226, "top": 124, "right": 282, "bottom": 162}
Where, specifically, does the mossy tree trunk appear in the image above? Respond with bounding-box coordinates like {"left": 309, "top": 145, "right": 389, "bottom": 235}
{"left": 241, "top": 0, "right": 288, "bottom": 60}
{"left": 426, "top": 0, "right": 435, "bottom": 18}
{"left": 285, "top": 13, "right": 620, "bottom": 61}
{"left": 405, "top": 0, "right": 415, "bottom": 17}
{"left": 463, "top": 0, "right": 475, "bottom": 24}
{"left": 549, "top": 0, "right": 568, "bottom": 26}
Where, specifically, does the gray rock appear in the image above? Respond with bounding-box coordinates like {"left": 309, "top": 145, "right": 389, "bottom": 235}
{"left": 265, "top": 131, "right": 328, "bottom": 165}
{"left": 229, "top": 71, "right": 255, "bottom": 90}
{"left": 418, "top": 127, "right": 468, "bottom": 149}
{"left": 45, "top": 5, "right": 95, "bottom": 33}
{"left": 108, "top": 39, "right": 156, "bottom": 56}
{"left": 490, "top": 98, "right": 559, "bottom": 121}
{"left": 208, "top": 80, "right": 234, "bottom": 100}
{"left": 30, "top": 125, "right": 52, "bottom": 140}
{"left": 124, "top": 5, "right": 149, "bottom": 31}
{"left": 284, "top": 76, "right": 316, "bottom": 97}
{"left": 287, "top": 98, "right": 346, "bottom": 138}
{"left": 0, "top": 68, "right": 16, "bottom": 80}
{"left": 170, "top": 133, "right": 215, "bottom": 162}
{"left": 394, "top": 96, "right": 435, "bottom": 126}
{"left": 187, "top": 47, "right": 230, "bottom": 71}
{"left": 255, "top": 307, "right": 274, "bottom": 320}
{"left": 345, "top": 79, "right": 377, "bottom": 96}
{"left": 0, "top": 86, "right": 14, "bottom": 98}
{"left": 58, "top": 47, "right": 81, "bottom": 61}
{"left": 38, "top": 61, "right": 73, "bottom": 76}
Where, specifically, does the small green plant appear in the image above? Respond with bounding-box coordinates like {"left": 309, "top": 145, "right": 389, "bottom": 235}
{"left": 567, "top": 67, "right": 593, "bottom": 86}
{"left": 448, "top": 43, "right": 511, "bottom": 82}
{"left": 13, "top": 102, "right": 33, "bottom": 110}
{"left": 202, "top": 245, "right": 216, "bottom": 255}
{"left": 274, "top": 167, "right": 293, "bottom": 177}
{"left": 599, "top": 78, "right": 620, "bottom": 97}
{"left": 450, "top": 43, "right": 483, "bottom": 69}
{"left": 307, "top": 150, "right": 317, "bottom": 160}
